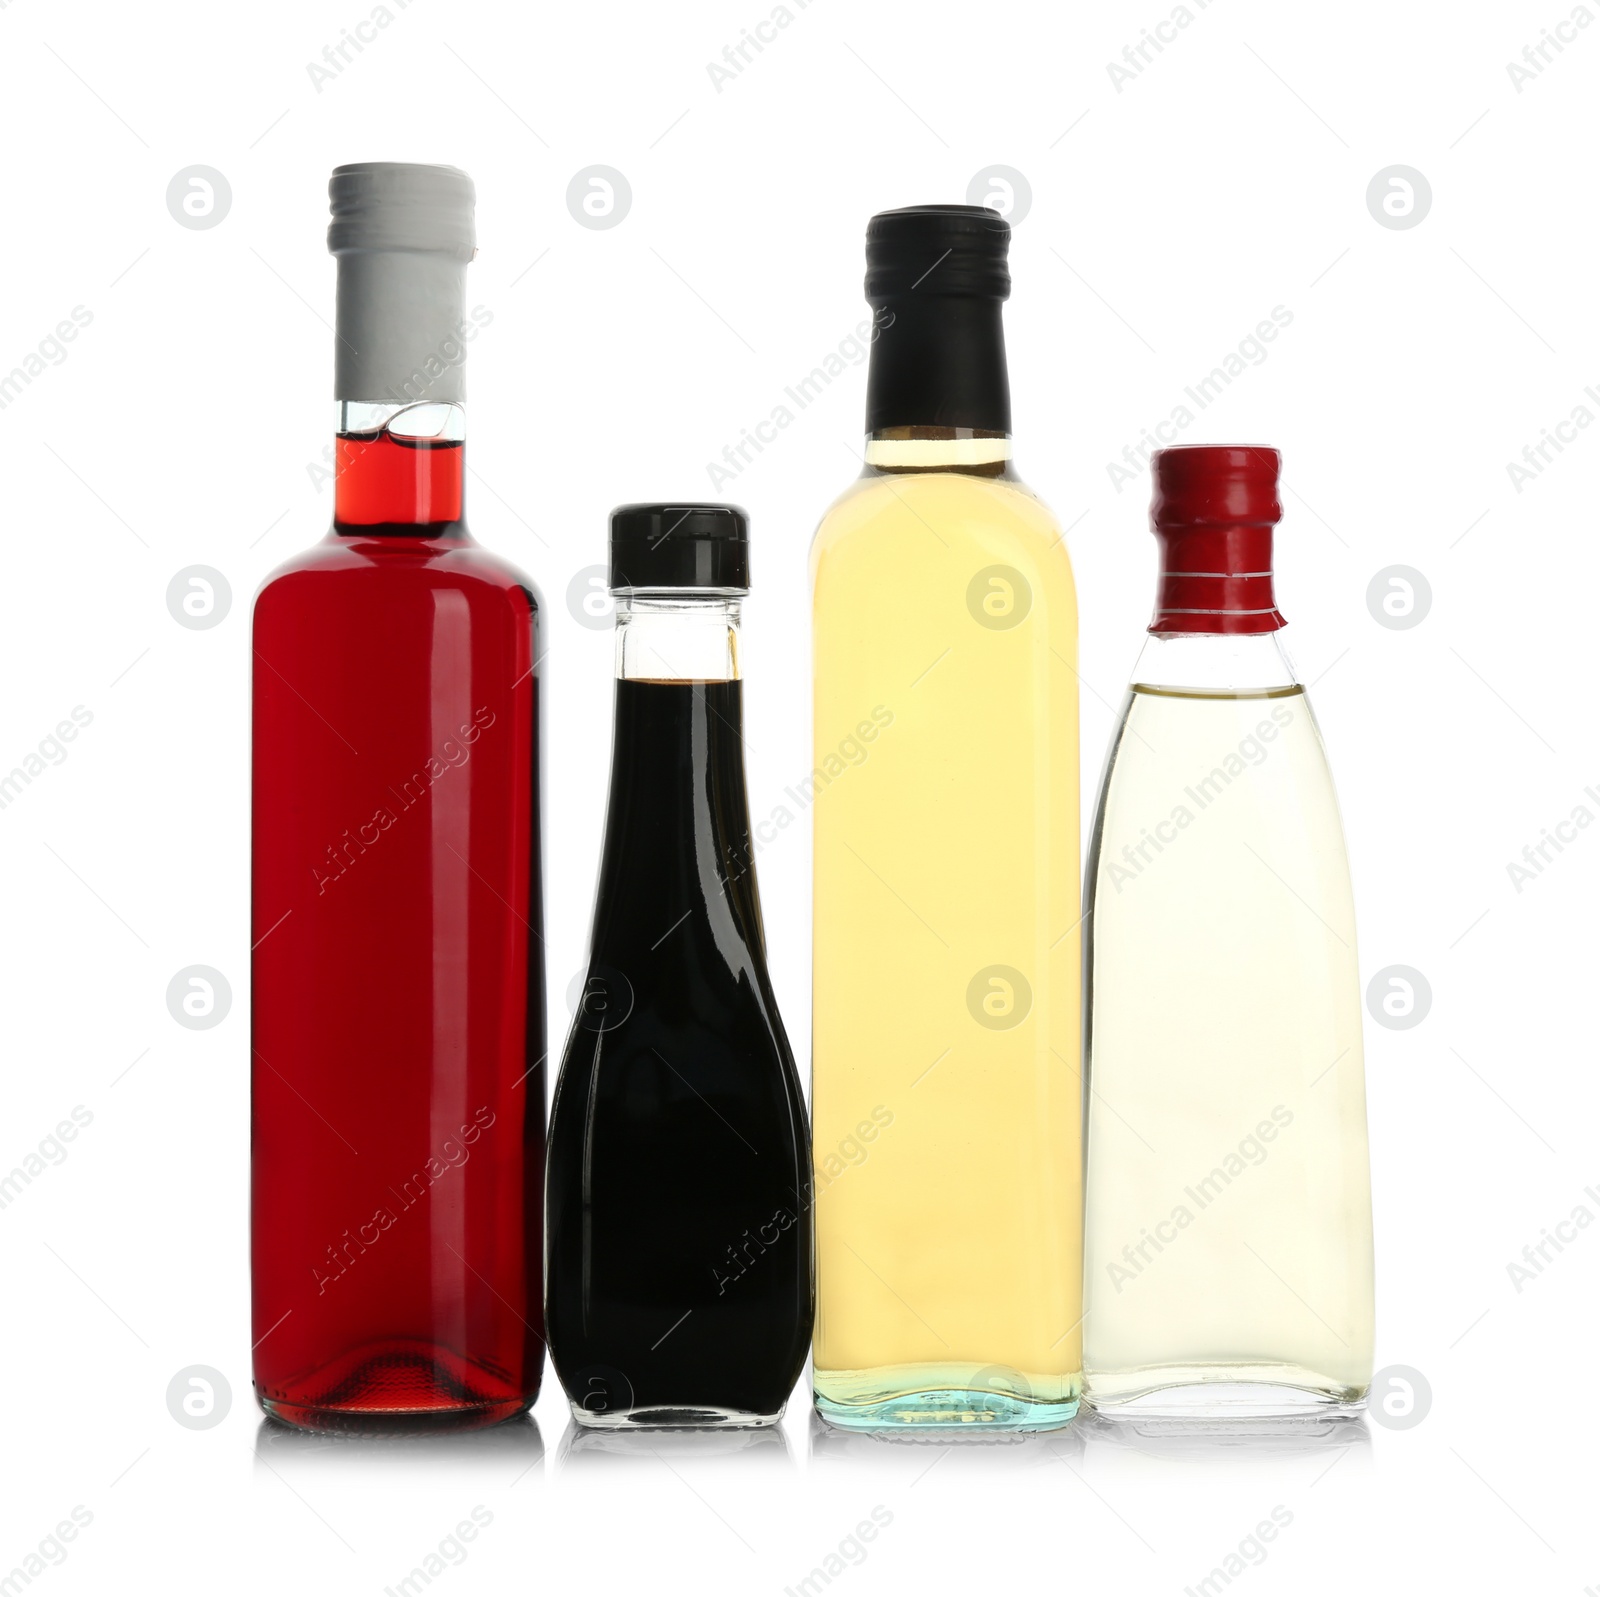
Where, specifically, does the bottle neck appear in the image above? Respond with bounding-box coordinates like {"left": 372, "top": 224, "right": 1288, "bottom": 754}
{"left": 597, "top": 656, "right": 760, "bottom": 955}
{"left": 600, "top": 596, "right": 757, "bottom": 939}
{"left": 864, "top": 294, "right": 1011, "bottom": 449}
{"left": 864, "top": 430, "right": 1013, "bottom": 474}
{"left": 1149, "top": 523, "right": 1284, "bottom": 635}
{"left": 332, "top": 236, "right": 472, "bottom": 538}
{"left": 1129, "top": 630, "right": 1300, "bottom": 695}
{"left": 334, "top": 401, "right": 466, "bottom": 538}
{"left": 613, "top": 595, "right": 742, "bottom": 683}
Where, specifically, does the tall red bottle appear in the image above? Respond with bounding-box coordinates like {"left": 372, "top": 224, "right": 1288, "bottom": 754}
{"left": 251, "top": 164, "right": 544, "bottom": 1430}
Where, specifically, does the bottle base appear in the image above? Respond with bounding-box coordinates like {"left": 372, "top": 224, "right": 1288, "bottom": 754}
{"left": 814, "top": 1365, "right": 1079, "bottom": 1433}
{"left": 569, "top": 1402, "right": 786, "bottom": 1431}
{"left": 1083, "top": 1367, "right": 1369, "bottom": 1419}
{"left": 260, "top": 1395, "right": 532, "bottom": 1435}
{"left": 255, "top": 1339, "right": 538, "bottom": 1434}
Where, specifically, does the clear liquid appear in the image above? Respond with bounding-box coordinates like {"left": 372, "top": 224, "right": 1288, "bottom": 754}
{"left": 1082, "top": 684, "right": 1374, "bottom": 1413}
{"left": 810, "top": 465, "right": 1082, "bottom": 1429}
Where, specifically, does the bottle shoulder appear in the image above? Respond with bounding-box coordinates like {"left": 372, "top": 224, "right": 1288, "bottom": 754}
{"left": 1098, "top": 685, "right": 1347, "bottom": 826}
{"left": 254, "top": 533, "right": 542, "bottom": 617}
{"left": 810, "top": 468, "right": 1075, "bottom": 603}
{"left": 811, "top": 468, "right": 1069, "bottom": 557}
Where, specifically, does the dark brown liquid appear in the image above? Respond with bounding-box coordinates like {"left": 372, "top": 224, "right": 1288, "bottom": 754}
{"left": 546, "top": 680, "right": 813, "bottom": 1421}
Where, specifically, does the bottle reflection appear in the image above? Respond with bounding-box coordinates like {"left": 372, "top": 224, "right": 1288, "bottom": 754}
{"left": 808, "top": 1408, "right": 1086, "bottom": 1473}
{"left": 253, "top": 1412, "right": 544, "bottom": 1479}
{"left": 1077, "top": 1406, "right": 1371, "bottom": 1469}
{"left": 555, "top": 1418, "right": 794, "bottom": 1474}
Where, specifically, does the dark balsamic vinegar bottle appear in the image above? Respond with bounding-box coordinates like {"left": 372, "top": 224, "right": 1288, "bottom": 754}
{"left": 252, "top": 165, "right": 544, "bottom": 1430}
{"left": 546, "top": 505, "right": 813, "bottom": 1428}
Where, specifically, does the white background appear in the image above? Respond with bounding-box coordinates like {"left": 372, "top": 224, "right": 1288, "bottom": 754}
{"left": 0, "top": 0, "right": 1594, "bottom": 1591}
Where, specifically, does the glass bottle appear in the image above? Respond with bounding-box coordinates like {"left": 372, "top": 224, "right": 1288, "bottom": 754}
{"left": 546, "top": 504, "right": 813, "bottom": 1429}
{"left": 809, "top": 206, "right": 1083, "bottom": 1430}
{"left": 1081, "top": 445, "right": 1374, "bottom": 1415}
{"left": 251, "top": 164, "right": 545, "bottom": 1430}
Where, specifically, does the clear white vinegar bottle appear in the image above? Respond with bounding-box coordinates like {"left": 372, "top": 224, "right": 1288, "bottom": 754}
{"left": 1081, "top": 445, "right": 1374, "bottom": 1416}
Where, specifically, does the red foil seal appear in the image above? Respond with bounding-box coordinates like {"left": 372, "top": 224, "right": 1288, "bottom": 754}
{"left": 1148, "top": 445, "right": 1285, "bottom": 635}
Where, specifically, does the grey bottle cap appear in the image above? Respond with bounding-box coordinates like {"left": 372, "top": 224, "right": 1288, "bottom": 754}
{"left": 328, "top": 163, "right": 476, "bottom": 406}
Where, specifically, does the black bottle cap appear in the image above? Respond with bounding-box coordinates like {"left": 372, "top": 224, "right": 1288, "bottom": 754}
{"left": 865, "top": 204, "right": 1011, "bottom": 303}
{"left": 862, "top": 205, "right": 1013, "bottom": 434}
{"left": 610, "top": 504, "right": 750, "bottom": 593}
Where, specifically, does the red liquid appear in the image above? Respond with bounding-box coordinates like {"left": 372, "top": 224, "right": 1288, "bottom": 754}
{"left": 251, "top": 432, "right": 544, "bottom": 1429}
{"left": 334, "top": 428, "right": 464, "bottom": 529}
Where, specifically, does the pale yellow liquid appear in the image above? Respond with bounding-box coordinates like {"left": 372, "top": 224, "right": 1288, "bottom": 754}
{"left": 810, "top": 464, "right": 1082, "bottom": 1424}
{"left": 1082, "top": 685, "right": 1374, "bottom": 1411}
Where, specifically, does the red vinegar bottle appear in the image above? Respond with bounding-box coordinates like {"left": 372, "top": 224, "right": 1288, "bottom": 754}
{"left": 251, "top": 164, "right": 544, "bottom": 1430}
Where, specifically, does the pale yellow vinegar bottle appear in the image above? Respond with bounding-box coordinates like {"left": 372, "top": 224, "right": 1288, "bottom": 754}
{"left": 810, "top": 206, "right": 1082, "bottom": 1430}
{"left": 1081, "top": 446, "right": 1374, "bottom": 1417}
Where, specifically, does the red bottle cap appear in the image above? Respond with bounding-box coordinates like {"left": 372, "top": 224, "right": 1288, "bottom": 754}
{"left": 1148, "top": 445, "right": 1285, "bottom": 635}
